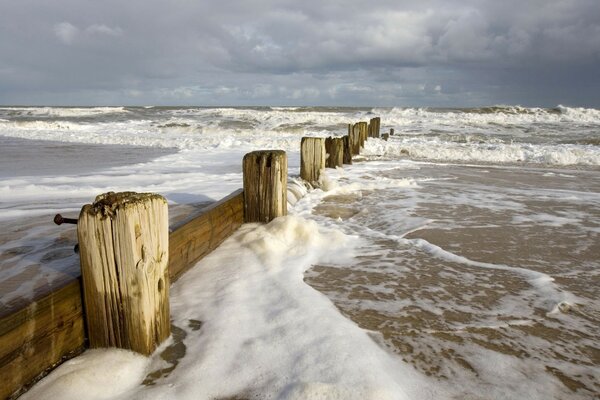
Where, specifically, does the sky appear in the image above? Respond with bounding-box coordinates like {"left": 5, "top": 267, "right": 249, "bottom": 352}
{"left": 0, "top": 0, "right": 599, "bottom": 107}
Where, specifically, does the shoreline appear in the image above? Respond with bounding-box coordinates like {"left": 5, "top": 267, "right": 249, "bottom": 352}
{"left": 0, "top": 136, "right": 178, "bottom": 178}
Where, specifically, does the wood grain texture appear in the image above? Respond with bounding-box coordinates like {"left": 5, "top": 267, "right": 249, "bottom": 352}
{"left": 351, "top": 124, "right": 361, "bottom": 155}
{"left": 369, "top": 117, "right": 381, "bottom": 138}
{"left": 169, "top": 189, "right": 244, "bottom": 281}
{"left": 0, "top": 189, "right": 245, "bottom": 399}
{"left": 243, "top": 151, "right": 288, "bottom": 223}
{"left": 0, "top": 280, "right": 85, "bottom": 400}
{"left": 358, "top": 122, "right": 368, "bottom": 148}
{"left": 325, "top": 137, "right": 344, "bottom": 168}
{"left": 300, "top": 137, "right": 326, "bottom": 184}
{"left": 342, "top": 135, "right": 352, "bottom": 165}
{"left": 77, "top": 192, "right": 170, "bottom": 355}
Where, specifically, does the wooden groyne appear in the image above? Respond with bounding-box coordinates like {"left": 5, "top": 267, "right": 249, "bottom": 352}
{"left": 0, "top": 116, "right": 384, "bottom": 399}
{"left": 0, "top": 189, "right": 247, "bottom": 399}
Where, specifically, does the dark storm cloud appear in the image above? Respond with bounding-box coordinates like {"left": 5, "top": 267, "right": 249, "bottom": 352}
{"left": 0, "top": 0, "right": 598, "bottom": 106}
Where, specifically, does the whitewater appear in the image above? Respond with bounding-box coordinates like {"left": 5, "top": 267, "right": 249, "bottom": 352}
{"left": 1, "top": 105, "right": 599, "bottom": 399}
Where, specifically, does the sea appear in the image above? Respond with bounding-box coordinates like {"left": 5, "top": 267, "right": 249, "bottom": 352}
{"left": 0, "top": 105, "right": 599, "bottom": 400}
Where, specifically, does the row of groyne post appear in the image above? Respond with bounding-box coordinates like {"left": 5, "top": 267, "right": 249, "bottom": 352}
{"left": 0, "top": 117, "right": 392, "bottom": 399}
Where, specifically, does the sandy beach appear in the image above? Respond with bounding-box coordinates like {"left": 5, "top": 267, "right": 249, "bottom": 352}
{"left": 308, "top": 162, "right": 600, "bottom": 399}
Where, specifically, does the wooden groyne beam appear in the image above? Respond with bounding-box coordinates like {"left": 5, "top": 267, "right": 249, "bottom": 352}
{"left": 1, "top": 112, "right": 391, "bottom": 398}
{"left": 0, "top": 150, "right": 287, "bottom": 399}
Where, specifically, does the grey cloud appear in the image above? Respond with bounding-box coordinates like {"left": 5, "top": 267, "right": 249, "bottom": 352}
{"left": 0, "top": 0, "right": 598, "bottom": 106}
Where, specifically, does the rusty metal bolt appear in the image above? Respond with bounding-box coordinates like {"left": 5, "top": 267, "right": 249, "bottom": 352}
{"left": 54, "top": 214, "right": 78, "bottom": 225}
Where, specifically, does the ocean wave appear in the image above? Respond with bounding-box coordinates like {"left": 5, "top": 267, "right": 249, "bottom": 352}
{"left": 376, "top": 105, "right": 600, "bottom": 126}
{"left": 0, "top": 106, "right": 130, "bottom": 118}
{"left": 364, "top": 139, "right": 600, "bottom": 166}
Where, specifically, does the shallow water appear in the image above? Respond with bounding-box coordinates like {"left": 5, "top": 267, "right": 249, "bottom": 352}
{"left": 306, "top": 162, "right": 600, "bottom": 399}
{"left": 1, "top": 105, "right": 599, "bottom": 399}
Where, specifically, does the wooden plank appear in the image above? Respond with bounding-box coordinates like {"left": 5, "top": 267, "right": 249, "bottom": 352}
{"left": 169, "top": 189, "right": 244, "bottom": 281}
{"left": 0, "top": 189, "right": 245, "bottom": 399}
{"left": 0, "top": 279, "right": 85, "bottom": 400}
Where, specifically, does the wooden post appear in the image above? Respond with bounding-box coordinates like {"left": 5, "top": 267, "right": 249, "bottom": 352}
{"left": 351, "top": 124, "right": 361, "bottom": 155}
{"left": 390, "top": 128, "right": 394, "bottom": 136}
{"left": 243, "top": 150, "right": 287, "bottom": 223}
{"left": 325, "top": 137, "right": 344, "bottom": 168}
{"left": 359, "top": 122, "right": 368, "bottom": 147}
{"left": 370, "top": 117, "right": 381, "bottom": 138}
{"left": 342, "top": 135, "right": 352, "bottom": 165}
{"left": 77, "top": 192, "right": 170, "bottom": 356}
{"left": 301, "top": 137, "right": 326, "bottom": 184}
{"left": 382, "top": 133, "right": 389, "bottom": 141}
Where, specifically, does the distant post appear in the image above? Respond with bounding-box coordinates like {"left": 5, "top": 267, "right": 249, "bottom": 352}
{"left": 243, "top": 150, "right": 288, "bottom": 223}
{"left": 325, "top": 137, "right": 344, "bottom": 168}
{"left": 77, "top": 191, "right": 170, "bottom": 356}
{"left": 359, "top": 122, "right": 368, "bottom": 147}
{"left": 369, "top": 117, "right": 380, "bottom": 138}
{"left": 301, "top": 137, "right": 326, "bottom": 184}
{"left": 390, "top": 128, "right": 394, "bottom": 136}
{"left": 351, "top": 124, "right": 361, "bottom": 155}
{"left": 342, "top": 135, "right": 352, "bottom": 164}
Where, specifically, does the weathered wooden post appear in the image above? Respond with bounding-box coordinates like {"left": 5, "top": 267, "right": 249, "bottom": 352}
{"left": 359, "top": 122, "right": 368, "bottom": 147}
{"left": 390, "top": 128, "right": 394, "bottom": 136}
{"left": 342, "top": 135, "right": 352, "bottom": 165}
{"left": 351, "top": 124, "right": 361, "bottom": 155}
{"left": 369, "top": 117, "right": 381, "bottom": 138}
{"left": 325, "top": 137, "right": 344, "bottom": 168}
{"left": 301, "top": 137, "right": 326, "bottom": 185}
{"left": 382, "top": 133, "right": 389, "bottom": 141}
{"left": 243, "top": 150, "right": 287, "bottom": 223}
{"left": 77, "top": 192, "right": 170, "bottom": 356}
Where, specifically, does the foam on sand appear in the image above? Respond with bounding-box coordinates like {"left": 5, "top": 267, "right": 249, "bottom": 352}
{"left": 21, "top": 216, "right": 446, "bottom": 400}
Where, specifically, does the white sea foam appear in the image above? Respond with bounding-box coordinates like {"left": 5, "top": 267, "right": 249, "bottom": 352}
{"left": 23, "top": 216, "right": 445, "bottom": 400}
{"left": 20, "top": 349, "right": 150, "bottom": 400}
{"left": 1, "top": 105, "right": 598, "bottom": 167}
{"left": 3, "top": 106, "right": 600, "bottom": 399}
{"left": 362, "top": 137, "right": 600, "bottom": 166}
{"left": 0, "top": 106, "right": 129, "bottom": 118}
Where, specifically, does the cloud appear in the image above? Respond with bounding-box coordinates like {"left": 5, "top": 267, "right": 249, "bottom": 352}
{"left": 85, "top": 24, "right": 123, "bottom": 37}
{"left": 54, "top": 22, "right": 78, "bottom": 45}
{"left": 53, "top": 22, "right": 123, "bottom": 45}
{"left": 1, "top": 0, "right": 599, "bottom": 106}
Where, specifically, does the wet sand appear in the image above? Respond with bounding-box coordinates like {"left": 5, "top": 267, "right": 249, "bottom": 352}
{"left": 307, "top": 163, "right": 600, "bottom": 399}
{"left": 0, "top": 136, "right": 177, "bottom": 178}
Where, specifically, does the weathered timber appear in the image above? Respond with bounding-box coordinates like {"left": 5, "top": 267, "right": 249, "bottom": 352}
{"left": 342, "top": 135, "right": 352, "bottom": 165}
{"left": 382, "top": 133, "right": 389, "bottom": 141}
{"left": 300, "top": 137, "right": 326, "bottom": 184}
{"left": 390, "top": 128, "right": 394, "bottom": 136}
{"left": 0, "top": 280, "right": 85, "bottom": 400}
{"left": 358, "top": 122, "right": 368, "bottom": 147}
{"left": 369, "top": 117, "right": 381, "bottom": 138}
{"left": 78, "top": 192, "right": 170, "bottom": 355}
{"left": 243, "top": 150, "right": 287, "bottom": 223}
{"left": 325, "top": 137, "right": 344, "bottom": 168}
{"left": 351, "top": 124, "right": 361, "bottom": 155}
{"left": 0, "top": 189, "right": 246, "bottom": 400}
{"left": 169, "top": 189, "right": 243, "bottom": 281}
